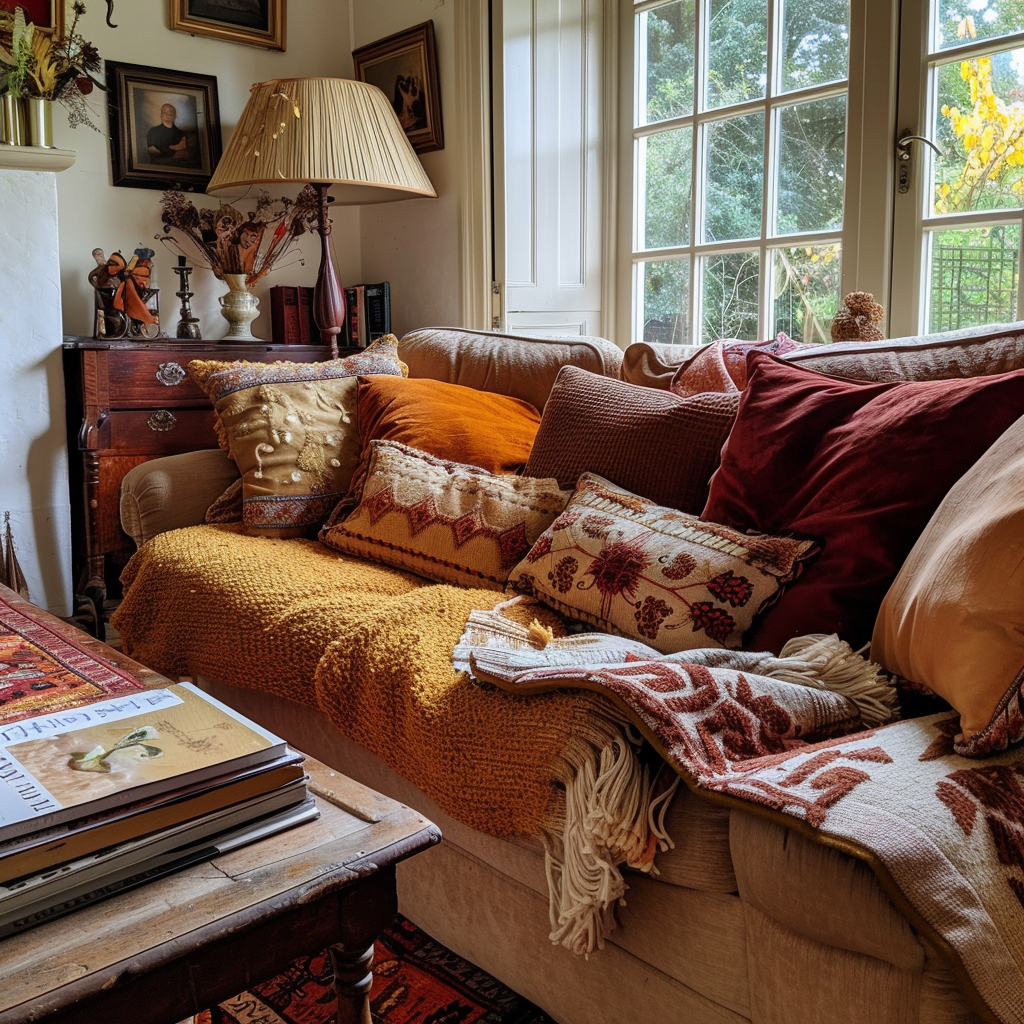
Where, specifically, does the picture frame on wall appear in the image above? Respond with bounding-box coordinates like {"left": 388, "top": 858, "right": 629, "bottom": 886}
{"left": 105, "top": 62, "right": 222, "bottom": 192}
{"left": 352, "top": 20, "right": 444, "bottom": 154}
{"left": 0, "top": 0, "right": 63, "bottom": 38}
{"left": 169, "top": 0, "right": 286, "bottom": 51}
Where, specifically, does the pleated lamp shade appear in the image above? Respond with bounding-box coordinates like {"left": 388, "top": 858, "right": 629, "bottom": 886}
{"left": 207, "top": 77, "right": 436, "bottom": 202}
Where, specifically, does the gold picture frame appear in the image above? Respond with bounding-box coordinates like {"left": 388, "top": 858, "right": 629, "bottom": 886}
{"left": 169, "top": 0, "right": 285, "bottom": 52}
{"left": 0, "top": 0, "right": 63, "bottom": 39}
{"left": 352, "top": 20, "right": 443, "bottom": 154}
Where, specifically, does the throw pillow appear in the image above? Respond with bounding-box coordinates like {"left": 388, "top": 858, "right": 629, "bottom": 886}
{"left": 355, "top": 374, "right": 542, "bottom": 474}
{"left": 523, "top": 365, "right": 740, "bottom": 515}
{"left": 871, "top": 413, "right": 1024, "bottom": 756}
{"left": 702, "top": 353, "right": 1024, "bottom": 653}
{"left": 187, "top": 336, "right": 405, "bottom": 537}
{"left": 669, "top": 334, "right": 811, "bottom": 398}
{"left": 320, "top": 439, "right": 569, "bottom": 589}
{"left": 509, "top": 473, "right": 819, "bottom": 652}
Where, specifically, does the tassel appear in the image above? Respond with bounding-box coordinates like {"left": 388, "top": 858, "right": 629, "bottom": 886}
{"left": 773, "top": 633, "right": 898, "bottom": 727}
{"left": 1, "top": 512, "right": 29, "bottom": 601}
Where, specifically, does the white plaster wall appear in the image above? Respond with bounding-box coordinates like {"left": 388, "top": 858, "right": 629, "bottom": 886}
{"left": 56, "top": 0, "right": 360, "bottom": 340}
{"left": 352, "top": 0, "right": 465, "bottom": 336}
{"left": 0, "top": 170, "right": 72, "bottom": 615}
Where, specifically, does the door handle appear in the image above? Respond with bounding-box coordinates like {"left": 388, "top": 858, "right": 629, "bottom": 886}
{"left": 896, "top": 130, "right": 944, "bottom": 194}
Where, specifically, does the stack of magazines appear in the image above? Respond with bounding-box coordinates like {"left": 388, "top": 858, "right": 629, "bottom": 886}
{"left": 0, "top": 682, "right": 315, "bottom": 936}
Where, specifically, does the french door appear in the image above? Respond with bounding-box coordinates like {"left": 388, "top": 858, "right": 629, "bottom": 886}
{"left": 890, "top": 0, "right": 1024, "bottom": 338}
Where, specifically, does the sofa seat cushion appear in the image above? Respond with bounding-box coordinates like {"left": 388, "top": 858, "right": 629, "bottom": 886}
{"left": 112, "top": 524, "right": 430, "bottom": 708}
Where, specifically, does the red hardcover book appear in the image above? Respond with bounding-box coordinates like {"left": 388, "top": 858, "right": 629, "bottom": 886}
{"left": 269, "top": 286, "right": 302, "bottom": 345}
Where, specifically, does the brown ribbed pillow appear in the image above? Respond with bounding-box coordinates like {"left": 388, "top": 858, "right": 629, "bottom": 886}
{"left": 523, "top": 366, "right": 740, "bottom": 514}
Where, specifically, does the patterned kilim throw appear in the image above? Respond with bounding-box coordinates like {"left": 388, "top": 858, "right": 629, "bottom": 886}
{"left": 197, "top": 915, "right": 555, "bottom": 1024}
{"left": 0, "top": 598, "right": 146, "bottom": 722}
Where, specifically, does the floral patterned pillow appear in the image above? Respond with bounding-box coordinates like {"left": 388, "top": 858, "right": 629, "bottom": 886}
{"left": 508, "top": 473, "right": 820, "bottom": 651}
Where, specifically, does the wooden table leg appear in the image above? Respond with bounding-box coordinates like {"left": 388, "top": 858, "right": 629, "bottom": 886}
{"left": 328, "top": 866, "right": 400, "bottom": 1024}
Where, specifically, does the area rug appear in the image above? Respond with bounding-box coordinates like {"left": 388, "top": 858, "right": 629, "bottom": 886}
{"left": 198, "top": 915, "right": 555, "bottom": 1024}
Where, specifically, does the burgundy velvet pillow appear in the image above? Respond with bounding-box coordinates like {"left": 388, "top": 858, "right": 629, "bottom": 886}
{"left": 702, "top": 353, "right": 1024, "bottom": 653}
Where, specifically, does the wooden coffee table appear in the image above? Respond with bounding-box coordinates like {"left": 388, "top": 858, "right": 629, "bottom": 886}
{"left": 0, "top": 586, "right": 442, "bottom": 1024}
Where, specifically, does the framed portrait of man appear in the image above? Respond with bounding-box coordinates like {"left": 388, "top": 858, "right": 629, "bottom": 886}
{"left": 169, "top": 0, "right": 285, "bottom": 51}
{"left": 106, "top": 62, "right": 222, "bottom": 191}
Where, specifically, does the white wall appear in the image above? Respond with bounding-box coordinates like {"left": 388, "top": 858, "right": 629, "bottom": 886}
{"left": 351, "top": 0, "right": 470, "bottom": 336}
{"left": 0, "top": 170, "right": 71, "bottom": 614}
{"left": 56, "top": 0, "right": 360, "bottom": 341}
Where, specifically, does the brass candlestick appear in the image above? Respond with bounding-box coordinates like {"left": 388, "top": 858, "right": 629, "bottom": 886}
{"left": 172, "top": 255, "right": 202, "bottom": 340}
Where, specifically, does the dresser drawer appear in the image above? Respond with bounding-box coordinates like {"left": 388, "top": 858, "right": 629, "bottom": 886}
{"left": 101, "top": 408, "right": 220, "bottom": 454}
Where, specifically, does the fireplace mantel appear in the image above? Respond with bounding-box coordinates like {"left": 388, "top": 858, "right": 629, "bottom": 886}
{"left": 0, "top": 146, "right": 76, "bottom": 172}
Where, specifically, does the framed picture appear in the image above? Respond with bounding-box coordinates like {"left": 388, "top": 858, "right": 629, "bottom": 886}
{"left": 170, "top": 0, "right": 285, "bottom": 51}
{"left": 106, "top": 62, "right": 222, "bottom": 192}
{"left": 0, "top": 0, "right": 63, "bottom": 38}
{"left": 352, "top": 20, "right": 444, "bottom": 154}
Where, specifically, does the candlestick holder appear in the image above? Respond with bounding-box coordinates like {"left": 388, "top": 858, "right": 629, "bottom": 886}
{"left": 172, "top": 255, "right": 202, "bottom": 340}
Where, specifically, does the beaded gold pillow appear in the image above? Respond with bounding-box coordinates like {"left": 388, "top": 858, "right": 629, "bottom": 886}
{"left": 188, "top": 336, "right": 405, "bottom": 537}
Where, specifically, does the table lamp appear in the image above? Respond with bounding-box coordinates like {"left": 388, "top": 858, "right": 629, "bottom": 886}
{"left": 207, "top": 77, "right": 436, "bottom": 356}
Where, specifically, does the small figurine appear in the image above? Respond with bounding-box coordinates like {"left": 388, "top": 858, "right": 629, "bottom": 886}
{"left": 90, "top": 246, "right": 161, "bottom": 340}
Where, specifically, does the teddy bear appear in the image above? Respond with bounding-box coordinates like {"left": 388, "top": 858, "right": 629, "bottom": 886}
{"left": 831, "top": 291, "right": 885, "bottom": 342}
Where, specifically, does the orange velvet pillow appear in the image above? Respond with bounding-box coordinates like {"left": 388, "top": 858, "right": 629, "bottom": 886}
{"left": 355, "top": 375, "right": 542, "bottom": 473}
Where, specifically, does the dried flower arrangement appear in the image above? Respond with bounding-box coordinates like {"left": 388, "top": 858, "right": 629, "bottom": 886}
{"left": 0, "top": 2, "right": 105, "bottom": 130}
{"left": 157, "top": 186, "right": 321, "bottom": 288}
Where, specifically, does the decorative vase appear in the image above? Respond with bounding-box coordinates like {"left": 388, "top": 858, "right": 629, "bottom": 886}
{"left": 218, "top": 273, "right": 260, "bottom": 342}
{"left": 26, "top": 98, "right": 53, "bottom": 148}
{"left": 1, "top": 95, "right": 26, "bottom": 147}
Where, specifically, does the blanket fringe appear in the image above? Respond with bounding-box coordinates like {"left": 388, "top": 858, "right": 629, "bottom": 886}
{"left": 543, "top": 720, "right": 668, "bottom": 956}
{"left": 774, "top": 633, "right": 898, "bottom": 727}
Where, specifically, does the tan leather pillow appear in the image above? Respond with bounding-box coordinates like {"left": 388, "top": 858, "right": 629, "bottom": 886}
{"left": 871, "top": 414, "right": 1024, "bottom": 755}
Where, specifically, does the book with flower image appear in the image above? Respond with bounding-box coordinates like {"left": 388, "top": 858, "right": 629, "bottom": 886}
{"left": 0, "top": 682, "right": 290, "bottom": 842}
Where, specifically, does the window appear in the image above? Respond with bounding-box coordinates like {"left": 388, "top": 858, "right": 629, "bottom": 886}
{"left": 631, "top": 0, "right": 850, "bottom": 345}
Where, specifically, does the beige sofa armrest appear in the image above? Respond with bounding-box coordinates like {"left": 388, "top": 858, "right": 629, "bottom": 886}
{"left": 120, "top": 449, "right": 240, "bottom": 548}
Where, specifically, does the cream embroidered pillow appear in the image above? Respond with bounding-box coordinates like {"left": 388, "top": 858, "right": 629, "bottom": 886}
{"left": 509, "top": 473, "right": 819, "bottom": 652}
{"left": 320, "top": 440, "right": 569, "bottom": 589}
{"left": 188, "top": 336, "right": 405, "bottom": 537}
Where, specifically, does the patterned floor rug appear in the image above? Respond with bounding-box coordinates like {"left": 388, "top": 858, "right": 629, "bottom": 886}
{"left": 198, "top": 915, "right": 555, "bottom": 1024}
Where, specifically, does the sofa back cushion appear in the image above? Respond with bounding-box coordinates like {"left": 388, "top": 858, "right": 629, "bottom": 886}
{"left": 871, "top": 413, "right": 1024, "bottom": 756}
{"left": 702, "top": 353, "right": 1024, "bottom": 653}
{"left": 785, "top": 320, "right": 1024, "bottom": 382}
{"left": 398, "top": 327, "right": 623, "bottom": 410}
{"left": 524, "top": 366, "right": 740, "bottom": 514}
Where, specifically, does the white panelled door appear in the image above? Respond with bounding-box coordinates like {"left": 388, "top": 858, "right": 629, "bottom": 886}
{"left": 495, "top": 0, "right": 605, "bottom": 337}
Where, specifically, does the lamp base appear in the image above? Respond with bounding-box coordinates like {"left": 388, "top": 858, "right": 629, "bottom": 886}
{"left": 312, "top": 182, "right": 345, "bottom": 357}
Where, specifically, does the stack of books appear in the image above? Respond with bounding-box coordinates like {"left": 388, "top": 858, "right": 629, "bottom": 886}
{"left": 268, "top": 283, "right": 391, "bottom": 349}
{"left": 0, "top": 682, "right": 315, "bottom": 936}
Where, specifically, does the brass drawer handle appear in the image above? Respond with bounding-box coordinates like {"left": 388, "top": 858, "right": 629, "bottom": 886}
{"left": 155, "top": 362, "right": 187, "bottom": 387}
{"left": 147, "top": 410, "right": 178, "bottom": 432}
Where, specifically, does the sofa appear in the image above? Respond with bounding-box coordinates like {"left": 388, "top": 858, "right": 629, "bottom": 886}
{"left": 110, "top": 324, "right": 1024, "bottom": 1024}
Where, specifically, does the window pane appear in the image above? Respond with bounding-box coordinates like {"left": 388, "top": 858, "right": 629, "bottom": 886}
{"left": 705, "top": 113, "right": 765, "bottom": 241}
{"left": 641, "top": 258, "right": 691, "bottom": 344}
{"left": 642, "top": 127, "right": 693, "bottom": 248}
{"left": 771, "top": 243, "right": 841, "bottom": 342}
{"left": 776, "top": 96, "right": 847, "bottom": 234}
{"left": 707, "top": 0, "right": 767, "bottom": 110}
{"left": 701, "top": 250, "right": 760, "bottom": 341}
{"left": 934, "top": 49, "right": 1024, "bottom": 215}
{"left": 780, "top": 0, "right": 850, "bottom": 93}
{"left": 936, "top": 2, "right": 1024, "bottom": 51}
{"left": 927, "top": 224, "right": 1019, "bottom": 331}
{"left": 643, "top": 0, "right": 696, "bottom": 124}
